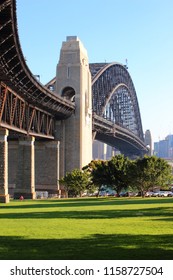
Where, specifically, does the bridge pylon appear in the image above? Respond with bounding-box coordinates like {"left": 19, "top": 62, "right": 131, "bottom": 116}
{"left": 56, "top": 36, "right": 92, "bottom": 176}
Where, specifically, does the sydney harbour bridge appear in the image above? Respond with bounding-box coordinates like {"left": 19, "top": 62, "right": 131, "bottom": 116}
{"left": 0, "top": 0, "right": 147, "bottom": 202}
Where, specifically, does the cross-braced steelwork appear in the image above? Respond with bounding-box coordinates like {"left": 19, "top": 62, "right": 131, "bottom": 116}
{"left": 90, "top": 63, "right": 143, "bottom": 140}
{"left": 0, "top": 82, "right": 54, "bottom": 138}
{"left": 0, "top": 0, "right": 147, "bottom": 155}
{"left": 90, "top": 63, "right": 146, "bottom": 155}
{"left": 0, "top": 0, "right": 74, "bottom": 119}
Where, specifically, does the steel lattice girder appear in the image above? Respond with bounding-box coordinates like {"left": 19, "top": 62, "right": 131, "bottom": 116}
{"left": 90, "top": 63, "right": 144, "bottom": 141}
{"left": 0, "top": 82, "right": 54, "bottom": 138}
{"left": 93, "top": 113, "right": 147, "bottom": 155}
{"left": 0, "top": 0, "right": 74, "bottom": 118}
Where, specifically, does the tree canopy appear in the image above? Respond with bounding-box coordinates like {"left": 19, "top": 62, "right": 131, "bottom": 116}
{"left": 60, "top": 155, "right": 173, "bottom": 197}
{"left": 130, "top": 156, "right": 173, "bottom": 196}
{"left": 83, "top": 155, "right": 132, "bottom": 195}
{"left": 106, "top": 155, "right": 132, "bottom": 195}
{"left": 59, "top": 169, "right": 90, "bottom": 197}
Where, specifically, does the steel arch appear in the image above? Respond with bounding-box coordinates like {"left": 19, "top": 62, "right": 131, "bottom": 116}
{"left": 90, "top": 63, "right": 144, "bottom": 141}
{"left": 0, "top": 0, "right": 74, "bottom": 118}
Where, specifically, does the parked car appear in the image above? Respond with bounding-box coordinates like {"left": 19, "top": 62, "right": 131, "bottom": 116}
{"left": 167, "top": 192, "right": 173, "bottom": 197}
{"left": 158, "top": 191, "right": 173, "bottom": 197}
{"left": 151, "top": 191, "right": 160, "bottom": 197}
{"left": 145, "top": 191, "right": 154, "bottom": 197}
{"left": 120, "top": 192, "right": 129, "bottom": 197}
{"left": 158, "top": 191, "right": 166, "bottom": 197}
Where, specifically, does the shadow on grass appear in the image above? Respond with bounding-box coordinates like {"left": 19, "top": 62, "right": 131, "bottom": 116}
{"left": 1, "top": 197, "right": 173, "bottom": 210}
{"left": 0, "top": 233, "right": 173, "bottom": 260}
{"left": 0, "top": 207, "right": 173, "bottom": 220}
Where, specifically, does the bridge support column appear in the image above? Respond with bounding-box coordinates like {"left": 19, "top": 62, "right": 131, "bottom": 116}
{"left": 0, "top": 128, "right": 9, "bottom": 203}
{"left": 54, "top": 121, "right": 65, "bottom": 179}
{"left": 56, "top": 36, "right": 92, "bottom": 175}
{"left": 14, "top": 136, "right": 36, "bottom": 199}
{"left": 8, "top": 140, "right": 18, "bottom": 195}
{"left": 35, "top": 140, "right": 61, "bottom": 196}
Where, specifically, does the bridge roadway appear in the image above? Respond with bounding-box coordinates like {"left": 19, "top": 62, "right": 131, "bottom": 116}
{"left": 0, "top": 0, "right": 147, "bottom": 156}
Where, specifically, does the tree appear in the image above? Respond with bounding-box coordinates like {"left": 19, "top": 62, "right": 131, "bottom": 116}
{"left": 83, "top": 160, "right": 109, "bottom": 195}
{"left": 59, "top": 169, "right": 90, "bottom": 197}
{"left": 131, "top": 156, "right": 173, "bottom": 197}
{"left": 106, "top": 155, "right": 132, "bottom": 196}
{"left": 83, "top": 155, "right": 132, "bottom": 196}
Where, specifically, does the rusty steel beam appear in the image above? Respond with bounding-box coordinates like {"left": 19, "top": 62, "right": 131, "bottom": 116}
{"left": 0, "top": 82, "right": 55, "bottom": 138}
{"left": 0, "top": 0, "right": 75, "bottom": 119}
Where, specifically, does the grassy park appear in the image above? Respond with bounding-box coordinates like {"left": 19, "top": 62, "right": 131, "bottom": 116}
{"left": 0, "top": 197, "right": 173, "bottom": 260}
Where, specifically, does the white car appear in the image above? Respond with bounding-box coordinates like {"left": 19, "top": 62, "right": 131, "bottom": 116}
{"left": 145, "top": 191, "right": 154, "bottom": 197}
{"left": 158, "top": 191, "right": 165, "bottom": 197}
{"left": 151, "top": 192, "right": 160, "bottom": 197}
{"left": 167, "top": 192, "right": 173, "bottom": 197}
{"left": 158, "top": 191, "right": 173, "bottom": 197}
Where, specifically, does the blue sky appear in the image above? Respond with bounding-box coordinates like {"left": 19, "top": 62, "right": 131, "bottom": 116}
{"left": 16, "top": 0, "right": 173, "bottom": 144}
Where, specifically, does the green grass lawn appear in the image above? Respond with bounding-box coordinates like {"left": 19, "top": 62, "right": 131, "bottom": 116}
{"left": 0, "top": 197, "right": 173, "bottom": 260}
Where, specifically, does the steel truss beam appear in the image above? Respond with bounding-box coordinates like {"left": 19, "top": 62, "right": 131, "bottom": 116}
{"left": 0, "top": 0, "right": 74, "bottom": 118}
{"left": 0, "top": 82, "right": 54, "bottom": 138}
{"left": 90, "top": 63, "right": 144, "bottom": 141}
{"left": 93, "top": 114, "right": 147, "bottom": 156}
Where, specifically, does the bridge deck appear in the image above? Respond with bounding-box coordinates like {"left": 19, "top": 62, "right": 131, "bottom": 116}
{"left": 0, "top": 0, "right": 74, "bottom": 118}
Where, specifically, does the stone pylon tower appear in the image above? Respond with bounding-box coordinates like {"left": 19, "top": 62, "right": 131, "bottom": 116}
{"left": 144, "top": 129, "right": 152, "bottom": 156}
{"left": 56, "top": 36, "right": 92, "bottom": 176}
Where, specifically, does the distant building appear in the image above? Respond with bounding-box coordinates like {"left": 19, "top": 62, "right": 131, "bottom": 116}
{"left": 144, "top": 129, "right": 152, "bottom": 156}
{"left": 166, "top": 134, "right": 173, "bottom": 158}
{"left": 154, "top": 142, "right": 159, "bottom": 156}
{"left": 154, "top": 134, "right": 173, "bottom": 159}
{"left": 93, "top": 140, "right": 119, "bottom": 160}
{"left": 158, "top": 139, "right": 168, "bottom": 158}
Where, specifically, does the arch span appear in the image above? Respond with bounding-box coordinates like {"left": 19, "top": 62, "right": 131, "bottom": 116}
{"left": 90, "top": 63, "right": 144, "bottom": 141}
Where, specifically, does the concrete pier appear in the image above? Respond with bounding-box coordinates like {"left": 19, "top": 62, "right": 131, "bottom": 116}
{"left": 0, "top": 128, "right": 9, "bottom": 203}
{"left": 14, "top": 136, "right": 36, "bottom": 199}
